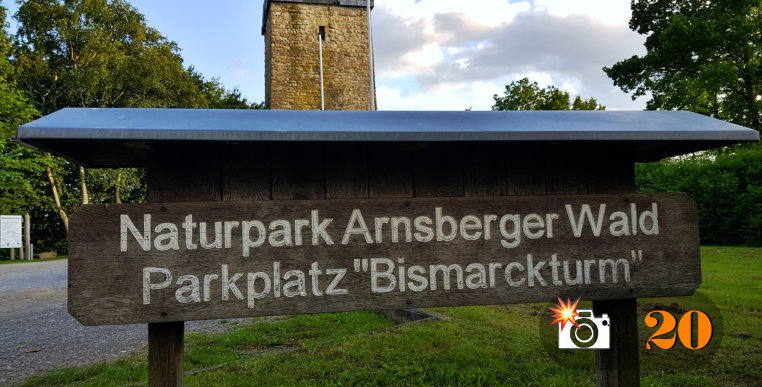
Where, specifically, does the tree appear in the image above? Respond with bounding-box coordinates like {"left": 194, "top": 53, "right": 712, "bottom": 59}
{"left": 0, "top": 5, "right": 74, "bottom": 255}
{"left": 8, "top": 0, "right": 262, "bottom": 247}
{"left": 86, "top": 168, "right": 144, "bottom": 204}
{"left": 604, "top": 0, "right": 762, "bottom": 131}
{"left": 190, "top": 67, "right": 266, "bottom": 110}
{"left": 13, "top": 0, "right": 211, "bottom": 114}
{"left": 492, "top": 78, "right": 605, "bottom": 111}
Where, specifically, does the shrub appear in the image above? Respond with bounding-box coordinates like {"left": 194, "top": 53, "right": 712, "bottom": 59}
{"left": 636, "top": 146, "right": 762, "bottom": 245}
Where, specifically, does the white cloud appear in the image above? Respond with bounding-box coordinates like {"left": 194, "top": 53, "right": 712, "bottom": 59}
{"left": 403, "top": 43, "right": 444, "bottom": 69}
{"left": 379, "top": 0, "right": 532, "bottom": 27}
{"left": 372, "top": 0, "right": 648, "bottom": 111}
{"left": 533, "top": 0, "right": 632, "bottom": 25}
{"left": 378, "top": 80, "right": 504, "bottom": 111}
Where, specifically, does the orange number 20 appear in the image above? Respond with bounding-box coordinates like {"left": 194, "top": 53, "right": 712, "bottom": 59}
{"left": 645, "top": 310, "right": 713, "bottom": 350}
{"left": 644, "top": 310, "right": 676, "bottom": 349}
{"left": 678, "top": 310, "right": 713, "bottom": 349}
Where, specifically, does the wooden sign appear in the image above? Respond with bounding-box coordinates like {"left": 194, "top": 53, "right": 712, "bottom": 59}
{"left": 68, "top": 193, "right": 700, "bottom": 326}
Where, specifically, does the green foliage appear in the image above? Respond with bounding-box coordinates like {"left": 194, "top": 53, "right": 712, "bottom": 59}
{"left": 85, "top": 168, "right": 145, "bottom": 203}
{"left": 571, "top": 95, "right": 604, "bottom": 111}
{"left": 0, "top": 1, "right": 263, "bottom": 255}
{"left": 12, "top": 0, "right": 262, "bottom": 113}
{"left": 13, "top": 0, "right": 202, "bottom": 114}
{"left": 0, "top": 5, "right": 71, "bottom": 256}
{"left": 636, "top": 147, "right": 762, "bottom": 245}
{"left": 605, "top": 0, "right": 762, "bottom": 130}
{"left": 492, "top": 78, "right": 605, "bottom": 111}
{"left": 190, "top": 67, "right": 265, "bottom": 110}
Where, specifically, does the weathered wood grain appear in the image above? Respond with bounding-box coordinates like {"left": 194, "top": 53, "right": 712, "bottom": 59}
{"left": 222, "top": 144, "right": 271, "bottom": 201}
{"left": 585, "top": 154, "right": 640, "bottom": 387}
{"left": 546, "top": 149, "right": 588, "bottom": 195}
{"left": 145, "top": 143, "right": 222, "bottom": 387}
{"left": 271, "top": 142, "right": 325, "bottom": 200}
{"left": 146, "top": 144, "right": 222, "bottom": 203}
{"left": 368, "top": 144, "right": 414, "bottom": 198}
{"left": 594, "top": 298, "right": 640, "bottom": 387}
{"left": 326, "top": 143, "right": 368, "bottom": 199}
{"left": 148, "top": 321, "right": 184, "bottom": 387}
{"left": 463, "top": 143, "right": 506, "bottom": 197}
{"left": 68, "top": 193, "right": 700, "bottom": 326}
{"left": 414, "top": 143, "right": 464, "bottom": 197}
{"left": 506, "top": 148, "right": 546, "bottom": 195}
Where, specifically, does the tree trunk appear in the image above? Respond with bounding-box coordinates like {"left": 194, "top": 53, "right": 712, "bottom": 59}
{"left": 80, "top": 166, "right": 89, "bottom": 205}
{"left": 116, "top": 171, "right": 122, "bottom": 204}
{"left": 46, "top": 156, "right": 69, "bottom": 233}
{"left": 741, "top": 71, "right": 760, "bottom": 130}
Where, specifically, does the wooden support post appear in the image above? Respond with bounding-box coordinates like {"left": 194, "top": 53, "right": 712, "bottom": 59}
{"left": 585, "top": 153, "right": 640, "bottom": 386}
{"left": 148, "top": 321, "right": 184, "bottom": 387}
{"left": 145, "top": 144, "right": 220, "bottom": 386}
{"left": 10, "top": 248, "right": 14, "bottom": 260}
{"left": 24, "top": 213, "right": 31, "bottom": 260}
{"left": 593, "top": 299, "right": 640, "bottom": 387}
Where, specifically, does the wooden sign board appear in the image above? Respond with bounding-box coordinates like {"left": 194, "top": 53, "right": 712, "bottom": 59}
{"left": 68, "top": 193, "right": 700, "bottom": 326}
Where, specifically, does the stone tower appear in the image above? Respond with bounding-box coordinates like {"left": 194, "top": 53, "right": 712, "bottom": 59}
{"left": 262, "top": 0, "right": 375, "bottom": 110}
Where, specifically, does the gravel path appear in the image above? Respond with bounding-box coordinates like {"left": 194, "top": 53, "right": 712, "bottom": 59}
{"left": 0, "top": 260, "right": 252, "bottom": 386}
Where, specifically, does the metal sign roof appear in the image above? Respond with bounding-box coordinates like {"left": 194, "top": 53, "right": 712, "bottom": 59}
{"left": 15, "top": 108, "right": 759, "bottom": 167}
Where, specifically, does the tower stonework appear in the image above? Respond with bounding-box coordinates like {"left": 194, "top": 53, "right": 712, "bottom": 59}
{"left": 262, "top": 0, "right": 374, "bottom": 110}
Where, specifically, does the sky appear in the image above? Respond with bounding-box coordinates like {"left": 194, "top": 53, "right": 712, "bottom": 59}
{"left": 1, "top": 0, "right": 649, "bottom": 111}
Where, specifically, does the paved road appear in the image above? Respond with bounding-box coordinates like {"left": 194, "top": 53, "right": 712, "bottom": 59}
{"left": 0, "top": 260, "right": 248, "bottom": 385}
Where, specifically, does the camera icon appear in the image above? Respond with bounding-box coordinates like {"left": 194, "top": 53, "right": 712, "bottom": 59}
{"left": 558, "top": 310, "right": 610, "bottom": 349}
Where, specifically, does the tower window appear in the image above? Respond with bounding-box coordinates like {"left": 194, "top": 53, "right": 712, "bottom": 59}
{"left": 319, "top": 26, "right": 326, "bottom": 41}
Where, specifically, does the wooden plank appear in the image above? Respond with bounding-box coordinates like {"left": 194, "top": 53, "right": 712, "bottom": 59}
{"left": 146, "top": 144, "right": 222, "bottom": 203}
{"left": 68, "top": 193, "right": 700, "bottom": 325}
{"left": 368, "top": 144, "right": 414, "bottom": 198}
{"left": 506, "top": 148, "right": 546, "bottom": 195}
{"left": 587, "top": 158, "right": 636, "bottom": 194}
{"left": 148, "top": 321, "right": 184, "bottom": 387}
{"left": 326, "top": 143, "right": 368, "bottom": 199}
{"left": 594, "top": 298, "right": 640, "bottom": 387}
{"left": 414, "top": 143, "right": 464, "bottom": 198}
{"left": 464, "top": 144, "right": 506, "bottom": 197}
{"left": 271, "top": 143, "right": 325, "bottom": 200}
{"left": 545, "top": 153, "right": 588, "bottom": 195}
{"left": 222, "top": 144, "right": 271, "bottom": 201}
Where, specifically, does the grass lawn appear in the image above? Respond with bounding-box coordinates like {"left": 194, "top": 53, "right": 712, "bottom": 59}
{"left": 23, "top": 246, "right": 761, "bottom": 386}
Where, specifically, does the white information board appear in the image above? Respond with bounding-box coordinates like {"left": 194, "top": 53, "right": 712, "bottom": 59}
{"left": 0, "top": 215, "right": 22, "bottom": 248}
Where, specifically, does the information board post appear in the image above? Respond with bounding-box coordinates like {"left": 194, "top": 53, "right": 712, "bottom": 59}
{"left": 594, "top": 298, "right": 639, "bottom": 386}
{"left": 587, "top": 160, "right": 640, "bottom": 386}
{"left": 25, "top": 213, "right": 31, "bottom": 260}
{"left": 148, "top": 321, "right": 184, "bottom": 387}
{"left": 144, "top": 144, "right": 222, "bottom": 387}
